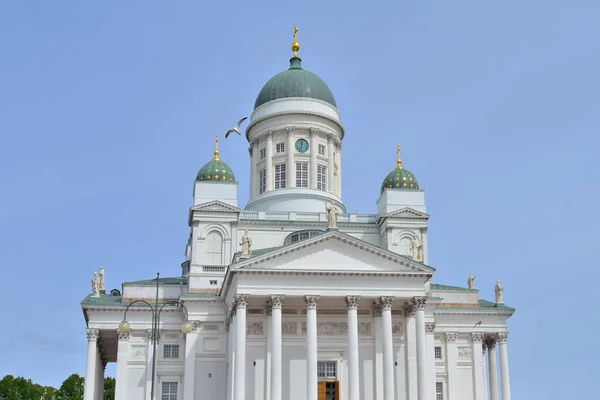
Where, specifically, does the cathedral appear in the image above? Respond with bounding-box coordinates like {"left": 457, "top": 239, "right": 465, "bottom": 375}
{"left": 81, "top": 28, "right": 514, "bottom": 400}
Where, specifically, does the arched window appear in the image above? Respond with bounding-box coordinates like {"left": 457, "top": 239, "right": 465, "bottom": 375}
{"left": 205, "top": 231, "right": 223, "bottom": 265}
{"left": 398, "top": 236, "right": 412, "bottom": 257}
{"left": 284, "top": 230, "right": 324, "bottom": 245}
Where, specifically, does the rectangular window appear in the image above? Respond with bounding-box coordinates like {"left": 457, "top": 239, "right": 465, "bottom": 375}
{"left": 317, "top": 361, "right": 336, "bottom": 379}
{"left": 434, "top": 346, "right": 442, "bottom": 359}
{"left": 435, "top": 382, "right": 443, "bottom": 400}
{"left": 274, "top": 163, "right": 286, "bottom": 189}
{"left": 163, "top": 344, "right": 179, "bottom": 359}
{"left": 260, "top": 148, "right": 266, "bottom": 159}
{"left": 296, "top": 162, "right": 308, "bottom": 188}
{"left": 317, "top": 165, "right": 326, "bottom": 191}
{"left": 162, "top": 382, "right": 178, "bottom": 400}
{"left": 259, "top": 169, "right": 266, "bottom": 194}
{"left": 276, "top": 142, "right": 285, "bottom": 153}
{"left": 210, "top": 280, "right": 217, "bottom": 285}
{"left": 318, "top": 144, "right": 326, "bottom": 156}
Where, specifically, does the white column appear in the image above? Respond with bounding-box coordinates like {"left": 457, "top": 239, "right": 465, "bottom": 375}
{"left": 444, "top": 333, "right": 458, "bottom": 400}
{"left": 114, "top": 331, "right": 129, "bottom": 400}
{"left": 425, "top": 323, "right": 436, "bottom": 400}
{"left": 471, "top": 333, "right": 485, "bottom": 400}
{"left": 286, "top": 127, "right": 296, "bottom": 188}
{"left": 270, "top": 295, "right": 284, "bottom": 400}
{"left": 327, "top": 136, "right": 334, "bottom": 193}
{"left": 336, "top": 144, "right": 342, "bottom": 197}
{"left": 98, "top": 359, "right": 106, "bottom": 400}
{"left": 234, "top": 294, "right": 248, "bottom": 400}
{"left": 497, "top": 333, "right": 511, "bottom": 400}
{"left": 345, "top": 295, "right": 361, "bottom": 400}
{"left": 372, "top": 303, "right": 384, "bottom": 400}
{"left": 412, "top": 297, "right": 428, "bottom": 400}
{"left": 485, "top": 338, "right": 499, "bottom": 400}
{"left": 249, "top": 140, "right": 257, "bottom": 198}
{"left": 265, "top": 132, "right": 274, "bottom": 192}
{"left": 83, "top": 329, "right": 99, "bottom": 400}
{"left": 265, "top": 305, "right": 273, "bottom": 400}
{"left": 227, "top": 310, "right": 236, "bottom": 400}
{"left": 404, "top": 304, "right": 417, "bottom": 400}
{"left": 305, "top": 295, "right": 319, "bottom": 400}
{"left": 184, "top": 329, "right": 199, "bottom": 400}
{"left": 309, "top": 128, "right": 318, "bottom": 189}
{"left": 379, "top": 297, "right": 395, "bottom": 400}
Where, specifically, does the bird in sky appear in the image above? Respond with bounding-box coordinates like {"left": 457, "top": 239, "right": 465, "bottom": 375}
{"left": 473, "top": 312, "right": 488, "bottom": 328}
{"left": 225, "top": 117, "right": 248, "bottom": 138}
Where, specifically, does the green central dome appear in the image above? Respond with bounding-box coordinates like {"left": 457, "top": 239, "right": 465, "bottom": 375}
{"left": 254, "top": 57, "right": 337, "bottom": 110}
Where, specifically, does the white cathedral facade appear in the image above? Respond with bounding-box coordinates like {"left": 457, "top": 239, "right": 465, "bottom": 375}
{"left": 81, "top": 30, "right": 514, "bottom": 400}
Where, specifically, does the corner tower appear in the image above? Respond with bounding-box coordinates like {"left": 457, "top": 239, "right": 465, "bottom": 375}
{"left": 244, "top": 27, "right": 345, "bottom": 213}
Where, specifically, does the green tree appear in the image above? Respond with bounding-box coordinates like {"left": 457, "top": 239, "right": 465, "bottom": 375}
{"left": 103, "top": 377, "right": 115, "bottom": 400}
{"left": 0, "top": 374, "right": 46, "bottom": 399}
{"left": 57, "top": 374, "right": 84, "bottom": 400}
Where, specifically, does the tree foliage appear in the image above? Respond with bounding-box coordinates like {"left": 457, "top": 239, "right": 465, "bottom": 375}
{"left": 0, "top": 374, "right": 114, "bottom": 400}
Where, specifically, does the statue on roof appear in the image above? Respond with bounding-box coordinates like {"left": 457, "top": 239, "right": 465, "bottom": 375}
{"left": 410, "top": 236, "right": 423, "bottom": 262}
{"left": 99, "top": 266, "right": 105, "bottom": 292}
{"left": 240, "top": 230, "right": 252, "bottom": 258}
{"left": 326, "top": 202, "right": 339, "bottom": 229}
{"left": 91, "top": 272, "right": 100, "bottom": 297}
{"left": 468, "top": 273, "right": 476, "bottom": 289}
{"left": 495, "top": 280, "right": 504, "bottom": 304}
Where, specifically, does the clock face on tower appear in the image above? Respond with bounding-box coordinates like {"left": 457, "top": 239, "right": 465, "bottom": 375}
{"left": 295, "top": 139, "right": 309, "bottom": 153}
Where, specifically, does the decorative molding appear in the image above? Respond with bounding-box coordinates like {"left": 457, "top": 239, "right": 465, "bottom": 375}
{"left": 191, "top": 220, "right": 201, "bottom": 227}
{"left": 117, "top": 331, "right": 130, "bottom": 341}
{"left": 391, "top": 309, "right": 404, "bottom": 316}
{"left": 411, "top": 296, "right": 427, "bottom": 311}
{"left": 445, "top": 332, "right": 458, "bottom": 343}
{"left": 286, "top": 126, "right": 296, "bottom": 135}
{"left": 283, "top": 322, "right": 297, "bottom": 335}
{"left": 345, "top": 295, "right": 360, "bottom": 310}
{"left": 203, "top": 324, "right": 219, "bottom": 331}
{"left": 496, "top": 332, "right": 508, "bottom": 343}
{"left": 392, "top": 323, "right": 403, "bottom": 335}
{"left": 404, "top": 303, "right": 415, "bottom": 316}
{"left": 86, "top": 328, "right": 100, "bottom": 341}
{"left": 472, "top": 332, "right": 484, "bottom": 343}
{"left": 484, "top": 337, "right": 497, "bottom": 349}
{"left": 378, "top": 296, "right": 394, "bottom": 311}
{"left": 458, "top": 347, "right": 472, "bottom": 360}
{"left": 305, "top": 295, "right": 319, "bottom": 309}
{"left": 269, "top": 294, "right": 285, "bottom": 309}
{"left": 247, "top": 308, "right": 264, "bottom": 315}
{"left": 425, "top": 323, "right": 436, "bottom": 333}
{"left": 265, "top": 131, "right": 273, "bottom": 139}
{"left": 318, "top": 322, "right": 347, "bottom": 335}
{"left": 420, "top": 227, "right": 428, "bottom": 233}
{"left": 247, "top": 322, "right": 263, "bottom": 335}
{"left": 309, "top": 127, "right": 320, "bottom": 136}
{"left": 235, "top": 294, "right": 249, "bottom": 309}
{"left": 385, "top": 226, "right": 394, "bottom": 232}
{"left": 358, "top": 322, "right": 372, "bottom": 336}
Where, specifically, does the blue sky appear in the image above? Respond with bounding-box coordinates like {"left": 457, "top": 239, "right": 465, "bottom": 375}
{"left": 0, "top": 0, "right": 598, "bottom": 397}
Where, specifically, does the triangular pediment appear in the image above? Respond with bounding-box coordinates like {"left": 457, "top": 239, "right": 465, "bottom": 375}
{"left": 384, "top": 207, "right": 429, "bottom": 220}
{"left": 232, "top": 230, "right": 434, "bottom": 275}
{"left": 190, "top": 200, "right": 241, "bottom": 213}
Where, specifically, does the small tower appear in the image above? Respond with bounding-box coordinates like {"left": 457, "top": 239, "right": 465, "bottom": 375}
{"left": 193, "top": 136, "right": 238, "bottom": 207}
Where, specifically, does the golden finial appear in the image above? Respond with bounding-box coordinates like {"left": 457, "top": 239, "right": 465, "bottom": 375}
{"left": 291, "top": 25, "right": 300, "bottom": 57}
{"left": 396, "top": 145, "right": 403, "bottom": 169}
{"left": 213, "top": 136, "right": 220, "bottom": 161}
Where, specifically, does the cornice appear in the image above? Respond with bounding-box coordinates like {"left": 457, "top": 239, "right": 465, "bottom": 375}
{"left": 246, "top": 111, "right": 345, "bottom": 141}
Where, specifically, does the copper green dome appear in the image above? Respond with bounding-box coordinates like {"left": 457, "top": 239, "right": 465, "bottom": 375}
{"left": 196, "top": 138, "right": 236, "bottom": 183}
{"left": 254, "top": 57, "right": 337, "bottom": 109}
{"left": 380, "top": 147, "right": 420, "bottom": 193}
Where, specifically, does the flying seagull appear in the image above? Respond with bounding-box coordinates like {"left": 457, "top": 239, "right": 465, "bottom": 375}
{"left": 473, "top": 312, "right": 488, "bottom": 328}
{"left": 225, "top": 117, "right": 248, "bottom": 138}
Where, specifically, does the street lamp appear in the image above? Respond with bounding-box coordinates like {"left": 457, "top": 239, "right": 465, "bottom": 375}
{"left": 118, "top": 273, "right": 193, "bottom": 400}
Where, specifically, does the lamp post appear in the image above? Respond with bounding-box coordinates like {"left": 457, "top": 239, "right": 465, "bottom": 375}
{"left": 118, "top": 273, "right": 193, "bottom": 400}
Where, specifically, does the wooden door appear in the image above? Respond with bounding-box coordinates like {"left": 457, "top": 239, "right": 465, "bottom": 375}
{"left": 318, "top": 382, "right": 326, "bottom": 400}
{"left": 334, "top": 381, "right": 340, "bottom": 400}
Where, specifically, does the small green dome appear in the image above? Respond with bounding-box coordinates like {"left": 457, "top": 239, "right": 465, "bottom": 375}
{"left": 254, "top": 57, "right": 337, "bottom": 109}
{"left": 381, "top": 167, "right": 419, "bottom": 193}
{"left": 196, "top": 158, "right": 236, "bottom": 183}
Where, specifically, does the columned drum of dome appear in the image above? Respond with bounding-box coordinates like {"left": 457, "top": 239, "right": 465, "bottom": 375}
{"left": 253, "top": 57, "right": 337, "bottom": 110}
{"left": 196, "top": 137, "right": 236, "bottom": 183}
{"left": 380, "top": 146, "right": 420, "bottom": 193}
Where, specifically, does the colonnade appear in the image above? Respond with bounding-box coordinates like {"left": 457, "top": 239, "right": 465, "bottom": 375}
{"left": 83, "top": 328, "right": 107, "bottom": 400}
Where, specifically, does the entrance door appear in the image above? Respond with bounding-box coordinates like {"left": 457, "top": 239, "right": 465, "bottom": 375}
{"left": 318, "top": 381, "right": 340, "bottom": 400}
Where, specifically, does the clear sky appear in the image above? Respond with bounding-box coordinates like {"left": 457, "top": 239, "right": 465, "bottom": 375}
{"left": 0, "top": 0, "right": 598, "bottom": 397}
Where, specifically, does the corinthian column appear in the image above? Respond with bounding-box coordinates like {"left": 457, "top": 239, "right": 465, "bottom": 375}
{"left": 83, "top": 328, "right": 99, "bottom": 400}
{"left": 379, "top": 297, "right": 395, "bottom": 400}
{"left": 471, "top": 333, "right": 485, "bottom": 400}
{"left": 234, "top": 294, "right": 249, "bottom": 400}
{"left": 485, "top": 337, "right": 499, "bottom": 400}
{"left": 270, "top": 294, "right": 284, "bottom": 400}
{"left": 412, "top": 297, "right": 428, "bottom": 400}
{"left": 309, "top": 128, "right": 319, "bottom": 189}
{"left": 265, "top": 132, "right": 274, "bottom": 192}
{"left": 114, "top": 331, "right": 130, "bottom": 400}
{"left": 346, "top": 295, "right": 361, "bottom": 400}
{"left": 497, "top": 333, "right": 511, "bottom": 400}
{"left": 286, "top": 127, "right": 296, "bottom": 188}
{"left": 305, "top": 295, "right": 319, "bottom": 400}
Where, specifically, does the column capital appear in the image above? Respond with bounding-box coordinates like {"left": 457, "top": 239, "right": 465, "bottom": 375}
{"left": 309, "top": 127, "right": 320, "bottom": 136}
{"left": 235, "top": 294, "right": 249, "bottom": 309}
{"left": 425, "top": 322, "right": 436, "bottom": 333}
{"left": 225, "top": 319, "right": 231, "bottom": 333}
{"left": 372, "top": 301, "right": 382, "bottom": 317}
{"left": 496, "top": 332, "right": 509, "bottom": 343}
{"left": 378, "top": 296, "right": 394, "bottom": 311}
{"left": 251, "top": 138, "right": 259, "bottom": 147}
{"left": 327, "top": 135, "right": 333, "bottom": 144}
{"left": 269, "top": 294, "right": 285, "bottom": 309}
{"left": 484, "top": 337, "right": 497, "bottom": 349}
{"left": 420, "top": 227, "right": 428, "bottom": 233}
{"left": 147, "top": 329, "right": 161, "bottom": 342}
{"left": 411, "top": 296, "right": 427, "bottom": 311}
{"left": 286, "top": 126, "right": 296, "bottom": 135}
{"left": 117, "top": 331, "right": 130, "bottom": 341}
{"left": 403, "top": 302, "right": 415, "bottom": 316}
{"left": 86, "top": 328, "right": 100, "bottom": 341}
{"left": 345, "top": 295, "right": 361, "bottom": 309}
{"left": 265, "top": 130, "right": 273, "bottom": 139}
{"left": 445, "top": 332, "right": 457, "bottom": 342}
{"left": 472, "top": 332, "right": 484, "bottom": 343}
{"left": 305, "top": 295, "right": 319, "bottom": 309}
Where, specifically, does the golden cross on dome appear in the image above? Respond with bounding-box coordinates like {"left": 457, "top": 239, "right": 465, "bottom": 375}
{"left": 213, "top": 136, "right": 220, "bottom": 161}
{"left": 396, "top": 145, "right": 403, "bottom": 169}
{"left": 292, "top": 26, "right": 300, "bottom": 57}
